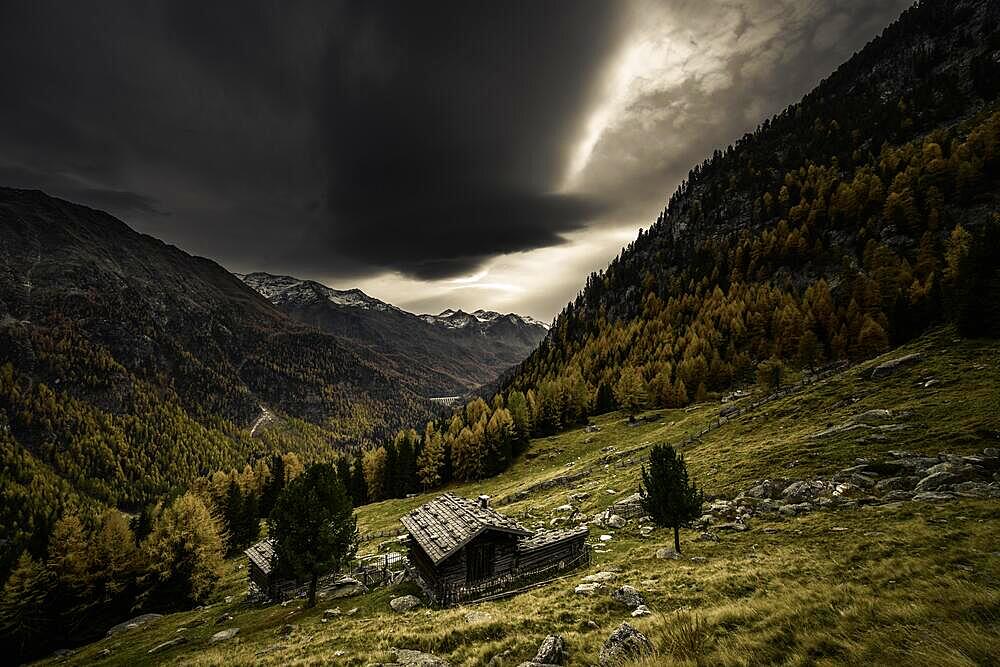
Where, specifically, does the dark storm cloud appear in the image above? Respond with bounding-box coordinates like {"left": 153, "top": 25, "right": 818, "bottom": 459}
{"left": 0, "top": 0, "right": 621, "bottom": 280}
{"left": 0, "top": 162, "right": 166, "bottom": 216}
{"left": 571, "top": 0, "right": 916, "bottom": 231}
{"left": 0, "top": 0, "right": 918, "bottom": 316}
{"left": 307, "top": 2, "right": 618, "bottom": 278}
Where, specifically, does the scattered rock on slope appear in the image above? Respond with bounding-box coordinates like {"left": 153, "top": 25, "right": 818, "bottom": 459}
{"left": 390, "top": 595, "right": 423, "bottom": 612}
{"left": 531, "top": 634, "right": 567, "bottom": 664}
{"left": 598, "top": 622, "right": 654, "bottom": 666}
{"left": 870, "top": 353, "right": 923, "bottom": 379}
{"left": 148, "top": 637, "right": 187, "bottom": 654}
{"left": 209, "top": 628, "right": 240, "bottom": 643}
{"left": 107, "top": 613, "right": 163, "bottom": 636}
{"left": 611, "top": 585, "right": 645, "bottom": 610}
{"left": 371, "top": 648, "right": 450, "bottom": 666}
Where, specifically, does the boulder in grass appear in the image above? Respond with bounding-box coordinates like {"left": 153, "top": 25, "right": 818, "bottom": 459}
{"left": 611, "top": 585, "right": 645, "bottom": 610}
{"left": 870, "top": 353, "right": 923, "bottom": 379}
{"left": 389, "top": 595, "right": 423, "bottom": 613}
{"left": 598, "top": 622, "right": 653, "bottom": 666}
{"left": 912, "top": 491, "right": 954, "bottom": 502}
{"left": 148, "top": 637, "right": 187, "bottom": 654}
{"left": 379, "top": 648, "right": 450, "bottom": 666}
{"left": 108, "top": 613, "right": 163, "bottom": 637}
{"left": 914, "top": 472, "right": 960, "bottom": 492}
{"left": 533, "top": 634, "right": 567, "bottom": 664}
{"left": 209, "top": 628, "right": 240, "bottom": 643}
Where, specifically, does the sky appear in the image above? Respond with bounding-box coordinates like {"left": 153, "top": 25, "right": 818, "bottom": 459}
{"left": 0, "top": 0, "right": 913, "bottom": 321}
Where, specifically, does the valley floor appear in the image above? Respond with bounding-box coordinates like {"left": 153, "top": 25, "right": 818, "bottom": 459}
{"left": 44, "top": 329, "right": 1000, "bottom": 666}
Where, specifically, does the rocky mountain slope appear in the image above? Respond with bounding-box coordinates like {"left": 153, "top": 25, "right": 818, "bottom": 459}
{"left": 0, "top": 187, "right": 433, "bottom": 570}
{"left": 239, "top": 272, "right": 548, "bottom": 397}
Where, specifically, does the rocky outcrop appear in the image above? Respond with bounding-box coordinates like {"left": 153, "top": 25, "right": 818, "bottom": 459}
{"left": 325, "top": 576, "right": 369, "bottom": 599}
{"left": 655, "top": 547, "right": 683, "bottom": 559}
{"left": 687, "top": 448, "right": 1000, "bottom": 527}
{"left": 598, "top": 622, "right": 654, "bottom": 666}
{"left": 575, "top": 583, "right": 603, "bottom": 595}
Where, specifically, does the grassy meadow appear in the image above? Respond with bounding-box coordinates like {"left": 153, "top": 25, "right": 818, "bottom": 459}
{"left": 45, "top": 329, "right": 1000, "bottom": 666}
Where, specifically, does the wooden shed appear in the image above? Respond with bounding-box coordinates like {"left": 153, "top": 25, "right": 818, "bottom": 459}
{"left": 400, "top": 493, "right": 589, "bottom": 604}
{"left": 244, "top": 538, "right": 278, "bottom": 599}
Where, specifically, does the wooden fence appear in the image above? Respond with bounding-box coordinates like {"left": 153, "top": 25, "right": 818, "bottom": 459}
{"left": 605, "top": 360, "right": 853, "bottom": 471}
{"left": 266, "top": 551, "right": 408, "bottom": 602}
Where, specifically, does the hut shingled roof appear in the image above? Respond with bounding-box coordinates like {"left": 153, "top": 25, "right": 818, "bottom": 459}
{"left": 400, "top": 493, "right": 532, "bottom": 564}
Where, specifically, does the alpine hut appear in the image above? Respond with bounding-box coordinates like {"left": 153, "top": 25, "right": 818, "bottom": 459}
{"left": 244, "top": 538, "right": 279, "bottom": 599}
{"left": 400, "top": 493, "right": 589, "bottom": 604}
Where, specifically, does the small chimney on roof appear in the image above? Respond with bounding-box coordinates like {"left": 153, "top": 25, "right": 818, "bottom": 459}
{"left": 478, "top": 495, "right": 490, "bottom": 509}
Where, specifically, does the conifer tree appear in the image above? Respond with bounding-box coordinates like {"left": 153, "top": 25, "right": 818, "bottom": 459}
{"left": 362, "top": 447, "right": 387, "bottom": 501}
{"left": 269, "top": 464, "right": 357, "bottom": 608}
{"left": 506, "top": 390, "right": 532, "bottom": 447}
{"left": 261, "top": 454, "right": 285, "bottom": 516}
{"left": 640, "top": 444, "right": 704, "bottom": 553}
{"left": 416, "top": 423, "right": 444, "bottom": 489}
{"left": 351, "top": 451, "right": 368, "bottom": 506}
{"left": 614, "top": 366, "right": 647, "bottom": 421}
{"left": 335, "top": 457, "right": 352, "bottom": 494}
{"left": 91, "top": 509, "right": 138, "bottom": 601}
{"left": 383, "top": 440, "right": 398, "bottom": 499}
{"left": 756, "top": 358, "right": 784, "bottom": 391}
{"left": 0, "top": 553, "right": 54, "bottom": 660}
{"left": 222, "top": 479, "right": 244, "bottom": 554}
{"left": 143, "top": 493, "right": 225, "bottom": 606}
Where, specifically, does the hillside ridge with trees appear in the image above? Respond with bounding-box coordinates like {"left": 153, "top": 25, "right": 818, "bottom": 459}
{"left": 500, "top": 0, "right": 1000, "bottom": 427}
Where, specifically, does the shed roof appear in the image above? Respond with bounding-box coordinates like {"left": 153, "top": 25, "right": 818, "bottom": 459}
{"left": 517, "top": 525, "right": 589, "bottom": 553}
{"left": 245, "top": 538, "right": 276, "bottom": 575}
{"left": 400, "top": 493, "right": 532, "bottom": 565}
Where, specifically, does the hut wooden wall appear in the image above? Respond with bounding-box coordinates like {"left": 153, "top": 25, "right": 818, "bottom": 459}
{"left": 408, "top": 539, "right": 441, "bottom": 587}
{"left": 516, "top": 534, "right": 587, "bottom": 570}
{"left": 434, "top": 531, "right": 521, "bottom": 586}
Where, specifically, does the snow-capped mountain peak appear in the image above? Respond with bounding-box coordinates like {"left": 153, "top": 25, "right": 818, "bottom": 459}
{"left": 239, "top": 272, "right": 550, "bottom": 331}
{"left": 238, "top": 272, "right": 396, "bottom": 312}
{"left": 419, "top": 308, "right": 549, "bottom": 331}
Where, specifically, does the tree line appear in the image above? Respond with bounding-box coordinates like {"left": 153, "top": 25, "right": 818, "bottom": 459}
{"left": 0, "top": 452, "right": 360, "bottom": 662}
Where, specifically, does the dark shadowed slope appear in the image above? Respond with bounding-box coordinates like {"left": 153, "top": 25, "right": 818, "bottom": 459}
{"left": 0, "top": 187, "right": 433, "bottom": 570}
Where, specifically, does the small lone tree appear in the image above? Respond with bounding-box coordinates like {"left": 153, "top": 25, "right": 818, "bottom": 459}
{"left": 269, "top": 463, "right": 357, "bottom": 608}
{"left": 614, "top": 366, "right": 647, "bottom": 422}
{"left": 755, "top": 357, "right": 785, "bottom": 392}
{"left": 640, "top": 444, "right": 704, "bottom": 554}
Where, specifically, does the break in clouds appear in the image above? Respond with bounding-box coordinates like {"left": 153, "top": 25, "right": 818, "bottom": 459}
{"left": 0, "top": 0, "right": 912, "bottom": 319}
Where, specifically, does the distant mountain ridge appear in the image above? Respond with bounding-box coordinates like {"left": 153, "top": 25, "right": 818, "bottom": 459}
{"left": 419, "top": 307, "right": 550, "bottom": 331}
{"left": 239, "top": 272, "right": 548, "bottom": 396}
